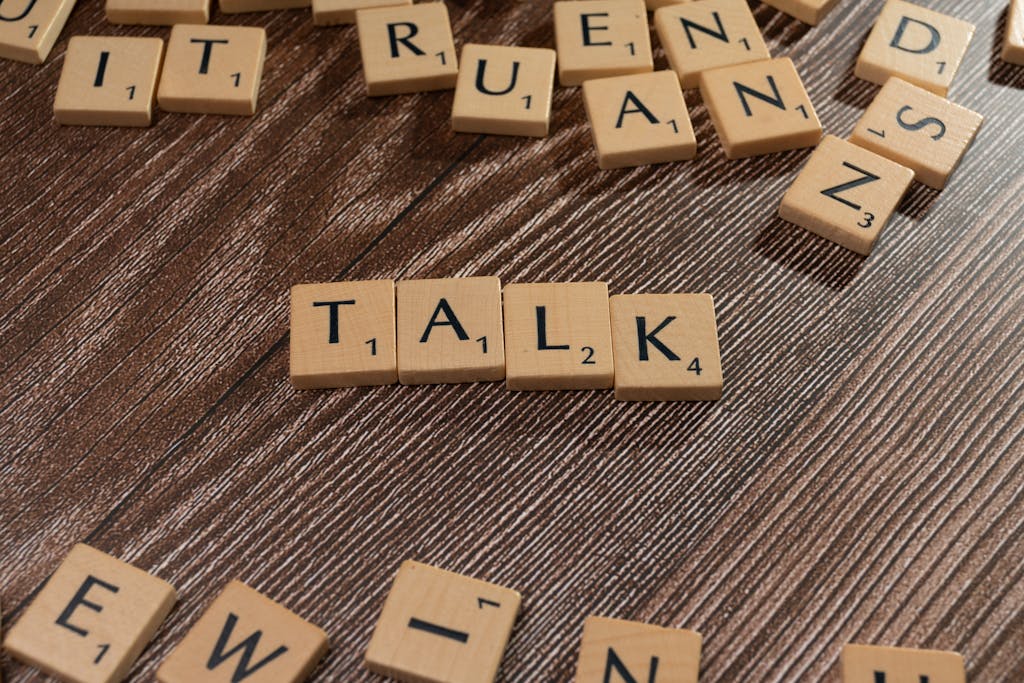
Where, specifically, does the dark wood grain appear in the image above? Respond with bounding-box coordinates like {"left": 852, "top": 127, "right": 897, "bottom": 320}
{"left": 1, "top": 0, "right": 1022, "bottom": 680}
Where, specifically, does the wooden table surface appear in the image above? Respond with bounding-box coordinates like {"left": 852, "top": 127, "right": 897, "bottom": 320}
{"left": 1, "top": 0, "right": 1022, "bottom": 680}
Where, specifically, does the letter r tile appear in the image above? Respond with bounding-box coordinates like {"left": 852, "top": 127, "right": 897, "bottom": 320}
{"left": 356, "top": 2, "right": 458, "bottom": 96}
{"left": 575, "top": 616, "right": 702, "bottom": 683}
{"left": 3, "top": 543, "right": 177, "bottom": 683}
{"left": 842, "top": 643, "right": 965, "bottom": 683}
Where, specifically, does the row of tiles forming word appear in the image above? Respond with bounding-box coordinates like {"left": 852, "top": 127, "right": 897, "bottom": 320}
{"left": 290, "top": 279, "right": 724, "bottom": 401}
{"left": 2, "top": 544, "right": 970, "bottom": 683}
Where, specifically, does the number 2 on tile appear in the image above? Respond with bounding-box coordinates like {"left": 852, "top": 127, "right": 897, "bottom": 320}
{"left": 581, "top": 347, "right": 595, "bottom": 365}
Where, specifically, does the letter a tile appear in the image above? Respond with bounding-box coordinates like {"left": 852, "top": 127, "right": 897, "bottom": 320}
{"left": 855, "top": 0, "right": 974, "bottom": 96}
{"left": 3, "top": 543, "right": 177, "bottom": 683}
{"left": 0, "top": 0, "right": 76, "bottom": 64}
{"left": 356, "top": 2, "right": 458, "bottom": 96}
{"left": 365, "top": 560, "right": 521, "bottom": 683}
{"left": 1005, "top": 0, "right": 1024, "bottom": 65}
{"left": 553, "top": 0, "right": 653, "bottom": 87}
{"left": 157, "top": 581, "right": 328, "bottom": 683}
{"left": 842, "top": 643, "right": 965, "bottom": 683}
{"left": 576, "top": 617, "right": 702, "bottom": 683}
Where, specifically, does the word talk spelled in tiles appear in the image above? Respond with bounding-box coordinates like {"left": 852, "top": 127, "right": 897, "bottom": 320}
{"left": 842, "top": 643, "right": 965, "bottom": 683}
{"left": 366, "top": 560, "right": 521, "bottom": 683}
{"left": 700, "top": 57, "right": 821, "bottom": 159}
{"left": 313, "top": 0, "right": 409, "bottom": 25}
{"left": 583, "top": 71, "right": 696, "bottom": 169}
{"left": 3, "top": 543, "right": 177, "bottom": 683}
{"left": 54, "top": 37, "right": 165, "bottom": 127}
{"left": 357, "top": 2, "right": 458, "bottom": 96}
{"left": 290, "top": 280, "right": 397, "bottom": 389}
{"left": 452, "top": 44, "right": 557, "bottom": 137}
{"left": 157, "top": 24, "right": 266, "bottom": 116}
{"left": 780, "top": 135, "right": 914, "bottom": 255}
{"left": 575, "top": 617, "right": 702, "bottom": 683}
{"left": 855, "top": 0, "right": 974, "bottom": 96}
{"left": 609, "top": 294, "right": 722, "bottom": 401}
{"left": 503, "top": 282, "right": 614, "bottom": 391}
{"left": 654, "top": 0, "right": 770, "bottom": 89}
{"left": 106, "top": 0, "right": 210, "bottom": 25}
{"left": 157, "top": 581, "right": 328, "bottom": 683}
{"left": 850, "top": 77, "right": 982, "bottom": 189}
{"left": 760, "top": 0, "right": 840, "bottom": 26}
{"left": 1005, "top": 0, "right": 1024, "bottom": 65}
{"left": 553, "top": 0, "right": 653, "bottom": 86}
{"left": 0, "top": 0, "right": 76, "bottom": 63}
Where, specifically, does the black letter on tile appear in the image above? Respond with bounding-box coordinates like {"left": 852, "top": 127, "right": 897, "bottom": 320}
{"left": 536, "top": 306, "right": 570, "bottom": 350}
{"left": 734, "top": 76, "right": 785, "bottom": 117}
{"left": 820, "top": 162, "right": 880, "bottom": 211}
{"left": 190, "top": 38, "right": 229, "bottom": 74}
{"left": 636, "top": 316, "right": 679, "bottom": 361}
{"left": 604, "top": 647, "right": 659, "bottom": 683}
{"left": 873, "top": 673, "right": 930, "bottom": 683}
{"left": 616, "top": 91, "right": 659, "bottom": 128}
{"left": 56, "top": 576, "right": 120, "bottom": 638}
{"left": 313, "top": 300, "right": 356, "bottom": 345}
{"left": 896, "top": 105, "right": 946, "bottom": 140}
{"left": 581, "top": 12, "right": 612, "bottom": 46}
{"left": 889, "top": 16, "right": 940, "bottom": 54}
{"left": 94, "top": 51, "right": 110, "bottom": 87}
{"left": 408, "top": 617, "right": 470, "bottom": 643}
{"left": 387, "top": 22, "right": 425, "bottom": 58}
{"left": 420, "top": 298, "right": 470, "bottom": 343}
{"left": 0, "top": 0, "right": 37, "bottom": 22}
{"left": 475, "top": 59, "right": 519, "bottom": 95}
{"left": 679, "top": 11, "right": 728, "bottom": 49}
{"left": 207, "top": 613, "right": 288, "bottom": 682}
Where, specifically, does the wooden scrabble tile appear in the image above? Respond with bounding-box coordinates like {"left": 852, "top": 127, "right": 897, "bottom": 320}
{"left": 451, "top": 44, "right": 557, "bottom": 137}
{"left": 780, "top": 135, "right": 914, "bottom": 255}
{"left": 54, "top": 36, "right": 164, "bottom": 127}
{"left": 502, "top": 282, "right": 614, "bottom": 391}
{"left": 220, "top": 0, "right": 308, "bottom": 13}
{"left": 760, "top": 0, "right": 839, "bottom": 26}
{"left": 842, "top": 643, "right": 965, "bottom": 683}
{"left": 645, "top": 0, "right": 683, "bottom": 8}
{"left": 582, "top": 70, "right": 696, "bottom": 169}
{"left": 313, "top": 0, "right": 409, "bottom": 25}
{"left": 850, "top": 77, "right": 983, "bottom": 190}
{"left": 290, "top": 280, "right": 398, "bottom": 389}
{"left": 553, "top": 0, "right": 653, "bottom": 87}
{"left": 575, "top": 617, "right": 702, "bottom": 683}
{"left": 0, "top": 0, "right": 75, "bottom": 64}
{"left": 609, "top": 293, "right": 722, "bottom": 400}
{"left": 654, "top": 0, "right": 771, "bottom": 89}
{"left": 699, "top": 57, "right": 822, "bottom": 159}
{"left": 356, "top": 2, "right": 457, "bottom": 96}
{"left": 1003, "top": 0, "right": 1024, "bottom": 65}
{"left": 854, "top": 0, "right": 974, "bottom": 96}
{"left": 3, "top": 543, "right": 176, "bottom": 683}
{"left": 106, "top": 0, "right": 209, "bottom": 25}
{"left": 396, "top": 277, "right": 505, "bottom": 385}
{"left": 156, "top": 24, "right": 266, "bottom": 116}
{"left": 365, "top": 560, "right": 520, "bottom": 683}
{"left": 157, "top": 581, "right": 328, "bottom": 683}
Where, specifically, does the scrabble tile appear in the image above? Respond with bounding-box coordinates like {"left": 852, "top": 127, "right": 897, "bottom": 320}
{"left": 365, "top": 560, "right": 521, "bottom": 683}
{"left": 220, "top": 0, "right": 308, "bottom": 13}
{"left": 842, "top": 643, "right": 965, "bottom": 683}
{"left": 645, "top": 0, "right": 684, "bottom": 8}
{"left": 575, "top": 617, "right": 702, "bottom": 683}
{"left": 451, "top": 44, "right": 557, "bottom": 137}
{"left": 609, "top": 293, "right": 722, "bottom": 400}
{"left": 156, "top": 24, "right": 266, "bottom": 116}
{"left": 290, "top": 280, "right": 398, "bottom": 389}
{"left": 0, "top": 0, "right": 75, "bottom": 64}
{"left": 106, "top": 0, "right": 209, "bottom": 25}
{"left": 654, "top": 0, "right": 771, "bottom": 89}
{"left": 780, "top": 136, "right": 914, "bottom": 255}
{"left": 582, "top": 70, "right": 696, "bottom": 169}
{"left": 3, "top": 543, "right": 176, "bottom": 683}
{"left": 157, "top": 581, "right": 328, "bottom": 683}
{"left": 356, "top": 3, "right": 458, "bottom": 96}
{"left": 313, "top": 0, "right": 409, "bottom": 25}
{"left": 699, "top": 57, "right": 822, "bottom": 159}
{"left": 54, "top": 37, "right": 164, "bottom": 127}
{"left": 1003, "top": 0, "right": 1024, "bottom": 65}
{"left": 396, "top": 277, "right": 505, "bottom": 385}
{"left": 854, "top": 0, "right": 974, "bottom": 96}
{"left": 502, "top": 282, "right": 614, "bottom": 391}
{"left": 759, "top": 0, "right": 839, "bottom": 26}
{"left": 553, "top": 0, "right": 653, "bottom": 86}
{"left": 850, "top": 77, "right": 983, "bottom": 190}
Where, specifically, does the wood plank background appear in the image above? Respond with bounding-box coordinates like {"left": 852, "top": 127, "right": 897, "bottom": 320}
{"left": 1, "top": 0, "right": 1022, "bottom": 680}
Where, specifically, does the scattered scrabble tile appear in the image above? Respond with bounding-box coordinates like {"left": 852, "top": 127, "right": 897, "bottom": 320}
{"left": 157, "top": 580, "right": 328, "bottom": 683}
{"left": 582, "top": 70, "right": 696, "bottom": 169}
{"left": 645, "top": 0, "right": 683, "bottom": 8}
{"left": 3, "top": 543, "right": 176, "bottom": 683}
{"left": 1004, "top": 0, "right": 1024, "bottom": 65}
{"left": 396, "top": 276, "right": 505, "bottom": 385}
{"left": 503, "top": 282, "right": 614, "bottom": 391}
{"left": 609, "top": 293, "right": 722, "bottom": 400}
{"left": 365, "top": 560, "right": 521, "bottom": 683}
{"left": 760, "top": 0, "right": 840, "bottom": 26}
{"left": 841, "top": 643, "right": 965, "bottom": 683}
{"left": 220, "top": 0, "right": 309, "bottom": 13}
{"left": 157, "top": 24, "right": 266, "bottom": 116}
{"left": 699, "top": 57, "right": 822, "bottom": 159}
{"left": 290, "top": 280, "right": 398, "bottom": 389}
{"left": 654, "top": 0, "right": 771, "bottom": 89}
{"left": 854, "top": 0, "right": 974, "bottom": 96}
{"left": 553, "top": 0, "right": 653, "bottom": 87}
{"left": 356, "top": 2, "right": 458, "bottom": 96}
{"left": 0, "top": 0, "right": 76, "bottom": 64}
{"left": 780, "top": 135, "right": 914, "bottom": 255}
{"left": 53, "top": 36, "right": 164, "bottom": 127}
{"left": 313, "top": 0, "right": 409, "bottom": 25}
{"left": 850, "top": 77, "right": 983, "bottom": 189}
{"left": 106, "top": 0, "right": 210, "bottom": 25}
{"left": 451, "top": 43, "right": 557, "bottom": 137}
{"left": 575, "top": 617, "right": 702, "bottom": 683}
